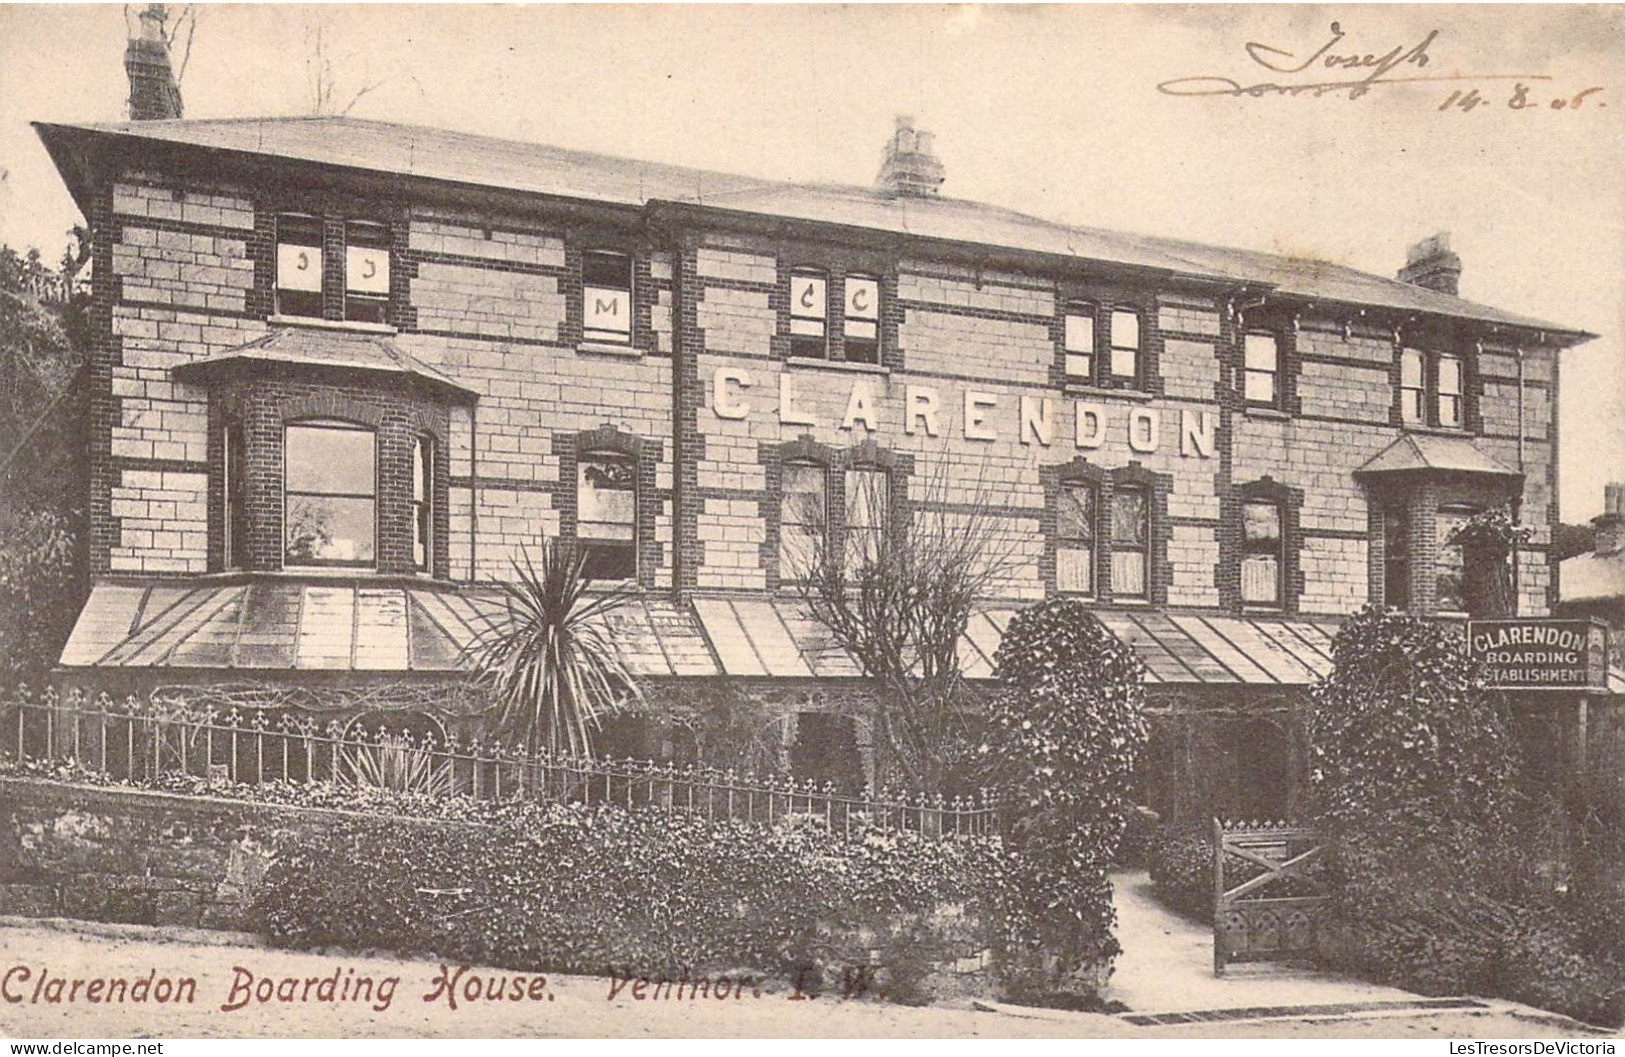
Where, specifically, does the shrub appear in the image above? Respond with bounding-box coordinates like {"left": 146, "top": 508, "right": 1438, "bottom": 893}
{"left": 1146, "top": 826, "right": 1214, "bottom": 922}
{"left": 254, "top": 797, "right": 1004, "bottom": 997}
{"left": 984, "top": 600, "right": 1147, "bottom": 999}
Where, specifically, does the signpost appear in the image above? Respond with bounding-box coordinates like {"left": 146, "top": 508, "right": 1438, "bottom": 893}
{"left": 1467, "top": 618, "right": 1610, "bottom": 691}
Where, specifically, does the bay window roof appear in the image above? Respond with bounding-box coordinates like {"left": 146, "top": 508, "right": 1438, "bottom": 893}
{"left": 171, "top": 327, "right": 478, "bottom": 403}
{"left": 1353, "top": 433, "right": 1522, "bottom": 481}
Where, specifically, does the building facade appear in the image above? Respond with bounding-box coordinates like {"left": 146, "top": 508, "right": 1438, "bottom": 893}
{"left": 34, "top": 100, "right": 1596, "bottom": 819}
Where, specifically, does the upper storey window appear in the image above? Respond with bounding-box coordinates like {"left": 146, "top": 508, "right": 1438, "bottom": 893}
{"left": 789, "top": 269, "right": 828, "bottom": 359}
{"left": 1109, "top": 309, "right": 1142, "bottom": 385}
{"left": 1401, "top": 346, "right": 1468, "bottom": 430}
{"left": 1244, "top": 332, "right": 1281, "bottom": 409}
{"left": 284, "top": 421, "right": 376, "bottom": 568}
{"left": 844, "top": 275, "right": 881, "bottom": 364}
{"left": 1064, "top": 303, "right": 1095, "bottom": 383}
{"left": 275, "top": 214, "right": 324, "bottom": 318}
{"left": 1058, "top": 300, "right": 1147, "bottom": 390}
{"left": 344, "top": 221, "right": 391, "bottom": 324}
{"left": 582, "top": 250, "right": 633, "bottom": 345}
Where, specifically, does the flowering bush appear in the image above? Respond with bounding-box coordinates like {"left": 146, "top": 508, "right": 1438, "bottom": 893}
{"left": 983, "top": 600, "right": 1147, "bottom": 1000}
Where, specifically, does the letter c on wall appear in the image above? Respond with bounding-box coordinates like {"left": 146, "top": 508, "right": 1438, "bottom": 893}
{"left": 713, "top": 367, "right": 751, "bottom": 420}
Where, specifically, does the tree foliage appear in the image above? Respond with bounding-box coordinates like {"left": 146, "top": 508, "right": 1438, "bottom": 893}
{"left": 463, "top": 541, "right": 642, "bottom": 756}
{"left": 983, "top": 600, "right": 1148, "bottom": 996}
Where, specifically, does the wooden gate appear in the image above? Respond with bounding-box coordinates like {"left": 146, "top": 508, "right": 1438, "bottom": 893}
{"left": 1212, "top": 819, "right": 1326, "bottom": 975}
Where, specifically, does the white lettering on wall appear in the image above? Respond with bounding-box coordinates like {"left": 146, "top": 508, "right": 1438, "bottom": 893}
{"left": 905, "top": 386, "right": 941, "bottom": 437}
{"left": 712, "top": 367, "right": 751, "bottom": 420}
{"left": 964, "top": 391, "right": 998, "bottom": 442}
{"left": 778, "top": 373, "right": 816, "bottom": 427}
{"left": 1020, "top": 395, "right": 1055, "bottom": 447}
{"left": 1180, "top": 409, "right": 1216, "bottom": 458}
{"left": 842, "top": 380, "right": 878, "bottom": 432}
{"left": 1075, "top": 403, "right": 1106, "bottom": 449}
{"left": 1129, "top": 408, "right": 1159, "bottom": 453}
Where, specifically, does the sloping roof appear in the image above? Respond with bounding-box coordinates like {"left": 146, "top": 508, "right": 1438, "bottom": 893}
{"left": 1354, "top": 432, "right": 1522, "bottom": 479}
{"left": 62, "top": 580, "right": 1342, "bottom": 687}
{"left": 171, "top": 326, "right": 478, "bottom": 402}
{"left": 34, "top": 116, "right": 1590, "bottom": 339}
{"left": 1561, "top": 550, "right": 1625, "bottom": 604}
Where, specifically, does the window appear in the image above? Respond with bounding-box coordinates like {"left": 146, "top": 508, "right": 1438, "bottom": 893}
{"left": 844, "top": 275, "right": 880, "bottom": 364}
{"left": 1400, "top": 348, "right": 1426, "bottom": 425}
{"left": 1241, "top": 500, "right": 1284, "bottom": 607}
{"left": 779, "top": 462, "right": 826, "bottom": 581}
{"left": 411, "top": 435, "right": 434, "bottom": 573}
{"left": 1109, "top": 309, "right": 1141, "bottom": 385}
{"left": 274, "top": 214, "right": 324, "bottom": 318}
{"left": 223, "top": 422, "right": 248, "bottom": 570}
{"left": 1383, "top": 507, "right": 1410, "bottom": 609}
{"left": 1063, "top": 303, "right": 1095, "bottom": 382}
{"left": 1111, "top": 485, "right": 1149, "bottom": 598}
{"left": 788, "top": 268, "right": 828, "bottom": 359}
{"left": 344, "top": 221, "right": 391, "bottom": 324}
{"left": 582, "top": 250, "right": 633, "bottom": 345}
{"left": 1056, "top": 482, "right": 1096, "bottom": 595}
{"left": 284, "top": 421, "right": 376, "bottom": 567}
{"left": 1435, "top": 504, "right": 1476, "bottom": 613}
{"left": 577, "top": 451, "right": 636, "bottom": 579}
{"left": 1437, "top": 353, "right": 1463, "bottom": 428}
{"left": 844, "top": 468, "right": 889, "bottom": 573}
{"left": 1401, "top": 347, "right": 1469, "bottom": 429}
{"left": 1244, "top": 332, "right": 1280, "bottom": 408}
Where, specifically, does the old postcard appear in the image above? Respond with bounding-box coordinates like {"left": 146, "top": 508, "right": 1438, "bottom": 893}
{"left": 0, "top": 3, "right": 1621, "bottom": 1042}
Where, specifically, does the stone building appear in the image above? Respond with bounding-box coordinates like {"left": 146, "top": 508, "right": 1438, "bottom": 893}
{"left": 32, "top": 28, "right": 1602, "bottom": 820}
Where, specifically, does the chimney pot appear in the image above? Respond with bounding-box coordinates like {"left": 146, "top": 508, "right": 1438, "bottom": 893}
{"left": 876, "top": 114, "right": 946, "bottom": 199}
{"left": 1397, "top": 231, "right": 1462, "bottom": 296}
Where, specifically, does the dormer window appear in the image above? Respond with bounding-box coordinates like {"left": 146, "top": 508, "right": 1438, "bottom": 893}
{"left": 275, "top": 214, "right": 324, "bottom": 318}
{"left": 582, "top": 250, "right": 633, "bottom": 345}
{"left": 344, "top": 221, "right": 391, "bottom": 324}
{"left": 284, "top": 421, "right": 377, "bottom": 568}
{"left": 789, "top": 268, "right": 828, "bottom": 359}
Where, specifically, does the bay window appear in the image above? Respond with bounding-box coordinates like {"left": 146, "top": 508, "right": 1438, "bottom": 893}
{"left": 284, "top": 421, "right": 377, "bottom": 568}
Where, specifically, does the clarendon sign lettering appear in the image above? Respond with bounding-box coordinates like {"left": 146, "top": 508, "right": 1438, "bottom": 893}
{"left": 710, "top": 368, "right": 1218, "bottom": 458}
{"left": 1467, "top": 618, "right": 1609, "bottom": 691}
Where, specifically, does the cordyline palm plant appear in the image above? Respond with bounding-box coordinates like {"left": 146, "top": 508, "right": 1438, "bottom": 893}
{"left": 464, "top": 540, "right": 642, "bottom": 758}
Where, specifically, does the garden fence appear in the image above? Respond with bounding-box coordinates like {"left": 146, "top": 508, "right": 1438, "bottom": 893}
{"left": 0, "top": 689, "right": 1006, "bottom": 838}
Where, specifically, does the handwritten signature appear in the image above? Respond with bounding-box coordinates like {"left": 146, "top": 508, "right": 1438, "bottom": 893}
{"left": 1157, "top": 21, "right": 1567, "bottom": 103}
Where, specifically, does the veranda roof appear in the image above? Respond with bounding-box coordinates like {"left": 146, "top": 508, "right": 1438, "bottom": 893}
{"left": 61, "top": 579, "right": 1345, "bottom": 688}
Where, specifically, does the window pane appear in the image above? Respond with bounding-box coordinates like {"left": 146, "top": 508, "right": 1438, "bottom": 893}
{"left": 1112, "top": 488, "right": 1147, "bottom": 545}
{"left": 1111, "top": 309, "right": 1140, "bottom": 350}
{"left": 1244, "top": 333, "right": 1278, "bottom": 371}
{"left": 582, "top": 542, "right": 635, "bottom": 581}
{"left": 1384, "top": 508, "right": 1410, "bottom": 609}
{"left": 1057, "top": 546, "right": 1093, "bottom": 594}
{"left": 790, "top": 272, "right": 827, "bottom": 322}
{"left": 782, "top": 464, "right": 826, "bottom": 526}
{"left": 583, "top": 250, "right": 630, "bottom": 288}
{"left": 1058, "top": 485, "right": 1094, "bottom": 543}
{"left": 1436, "top": 507, "right": 1474, "bottom": 612}
{"left": 1065, "top": 352, "right": 1093, "bottom": 379}
{"left": 1439, "top": 394, "right": 1462, "bottom": 428}
{"left": 1112, "top": 551, "right": 1146, "bottom": 597}
{"left": 1065, "top": 311, "right": 1095, "bottom": 353}
{"left": 345, "top": 244, "right": 390, "bottom": 295}
{"left": 286, "top": 496, "right": 374, "bottom": 565}
{"left": 1438, "top": 355, "right": 1462, "bottom": 395}
{"left": 1111, "top": 347, "right": 1138, "bottom": 379}
{"left": 413, "top": 437, "right": 432, "bottom": 571}
{"left": 579, "top": 454, "right": 636, "bottom": 540}
{"left": 582, "top": 251, "right": 631, "bottom": 342}
{"left": 779, "top": 523, "right": 817, "bottom": 580}
{"left": 1243, "top": 501, "right": 1281, "bottom": 544}
{"left": 846, "top": 469, "right": 888, "bottom": 532}
{"left": 286, "top": 425, "right": 374, "bottom": 495}
{"left": 1242, "top": 554, "right": 1280, "bottom": 605}
{"left": 845, "top": 276, "right": 879, "bottom": 321}
{"left": 1245, "top": 370, "right": 1276, "bottom": 404}
{"left": 277, "top": 242, "right": 323, "bottom": 293}
{"left": 1401, "top": 348, "right": 1424, "bottom": 387}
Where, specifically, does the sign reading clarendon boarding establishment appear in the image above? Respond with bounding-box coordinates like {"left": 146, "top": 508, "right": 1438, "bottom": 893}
{"left": 1468, "top": 619, "right": 1611, "bottom": 690}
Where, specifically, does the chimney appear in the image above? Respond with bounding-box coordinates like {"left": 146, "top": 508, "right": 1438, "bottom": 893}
{"left": 1397, "top": 232, "right": 1462, "bottom": 296}
{"left": 125, "top": 4, "right": 183, "bottom": 121}
{"left": 1594, "top": 482, "right": 1625, "bottom": 557}
{"left": 876, "top": 115, "right": 945, "bottom": 198}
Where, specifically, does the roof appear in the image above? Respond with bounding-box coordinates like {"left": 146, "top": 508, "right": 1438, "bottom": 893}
{"left": 170, "top": 325, "right": 479, "bottom": 402}
{"left": 1561, "top": 550, "right": 1625, "bottom": 604}
{"left": 34, "top": 116, "right": 1591, "bottom": 340}
{"left": 61, "top": 579, "right": 1342, "bottom": 688}
{"left": 1354, "top": 432, "right": 1522, "bottom": 479}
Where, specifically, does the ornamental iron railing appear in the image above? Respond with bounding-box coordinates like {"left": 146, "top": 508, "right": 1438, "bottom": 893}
{"left": 0, "top": 688, "right": 1005, "bottom": 838}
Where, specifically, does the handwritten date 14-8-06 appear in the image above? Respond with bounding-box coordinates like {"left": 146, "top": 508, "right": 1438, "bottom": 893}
{"left": 1441, "top": 84, "right": 1605, "bottom": 113}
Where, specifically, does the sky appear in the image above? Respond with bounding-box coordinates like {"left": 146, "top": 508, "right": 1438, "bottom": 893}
{"left": 0, "top": 3, "right": 1621, "bottom": 519}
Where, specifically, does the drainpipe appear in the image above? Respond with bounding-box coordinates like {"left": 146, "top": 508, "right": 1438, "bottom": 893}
{"left": 469, "top": 408, "right": 479, "bottom": 582}
{"left": 1512, "top": 343, "right": 1526, "bottom": 614}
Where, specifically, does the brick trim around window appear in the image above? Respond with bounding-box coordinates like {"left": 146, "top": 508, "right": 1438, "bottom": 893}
{"left": 1040, "top": 456, "right": 1170, "bottom": 604}
{"left": 759, "top": 435, "right": 913, "bottom": 591}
